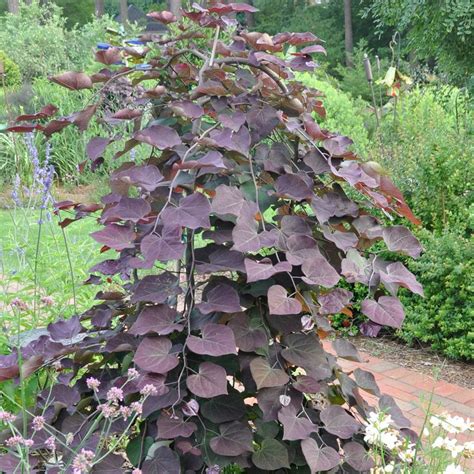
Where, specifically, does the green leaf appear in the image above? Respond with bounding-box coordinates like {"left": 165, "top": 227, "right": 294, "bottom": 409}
{"left": 252, "top": 439, "right": 290, "bottom": 470}
{"left": 126, "top": 436, "right": 154, "bottom": 466}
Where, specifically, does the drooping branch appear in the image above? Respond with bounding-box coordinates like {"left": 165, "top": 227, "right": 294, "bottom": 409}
{"left": 216, "top": 57, "right": 290, "bottom": 95}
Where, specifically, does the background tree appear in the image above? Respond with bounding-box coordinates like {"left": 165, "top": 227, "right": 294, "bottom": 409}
{"left": 55, "top": 0, "right": 95, "bottom": 28}
{"left": 343, "top": 0, "right": 353, "bottom": 67}
{"left": 169, "top": 0, "right": 181, "bottom": 18}
{"left": 95, "top": 0, "right": 104, "bottom": 17}
{"left": 7, "top": 0, "right": 19, "bottom": 13}
{"left": 363, "top": 0, "right": 474, "bottom": 88}
{"left": 120, "top": 0, "right": 128, "bottom": 24}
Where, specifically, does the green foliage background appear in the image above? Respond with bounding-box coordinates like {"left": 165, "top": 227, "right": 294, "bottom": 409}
{"left": 0, "top": 50, "right": 21, "bottom": 87}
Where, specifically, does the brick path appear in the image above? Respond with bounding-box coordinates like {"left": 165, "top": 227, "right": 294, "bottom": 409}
{"left": 323, "top": 341, "right": 474, "bottom": 431}
{"left": 324, "top": 340, "right": 473, "bottom": 436}
{"left": 325, "top": 341, "right": 474, "bottom": 469}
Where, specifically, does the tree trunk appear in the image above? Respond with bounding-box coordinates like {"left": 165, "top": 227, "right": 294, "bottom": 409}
{"left": 344, "top": 0, "right": 354, "bottom": 67}
{"left": 169, "top": 0, "right": 182, "bottom": 19}
{"left": 245, "top": 0, "right": 255, "bottom": 28}
{"left": 7, "top": 0, "right": 20, "bottom": 14}
{"left": 95, "top": 0, "right": 105, "bottom": 17}
{"left": 120, "top": 0, "right": 128, "bottom": 25}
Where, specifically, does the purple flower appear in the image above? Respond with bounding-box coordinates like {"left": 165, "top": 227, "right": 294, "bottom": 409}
{"left": 11, "top": 174, "right": 21, "bottom": 206}
{"left": 22, "top": 133, "right": 56, "bottom": 214}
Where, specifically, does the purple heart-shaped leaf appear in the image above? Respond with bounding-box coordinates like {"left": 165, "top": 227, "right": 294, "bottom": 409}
{"left": 320, "top": 406, "right": 361, "bottom": 438}
{"left": 129, "top": 305, "right": 183, "bottom": 336}
{"left": 134, "top": 125, "right": 182, "bottom": 149}
{"left": 209, "top": 421, "right": 253, "bottom": 456}
{"left": 361, "top": 296, "right": 405, "bottom": 328}
{"left": 187, "top": 323, "right": 237, "bottom": 356}
{"left": 197, "top": 284, "right": 241, "bottom": 314}
{"left": 186, "top": 362, "right": 228, "bottom": 398}
{"left": 267, "top": 285, "right": 302, "bottom": 315}
{"left": 161, "top": 193, "right": 211, "bottom": 230}
{"left": 301, "top": 438, "right": 341, "bottom": 473}
{"left": 133, "top": 337, "right": 179, "bottom": 374}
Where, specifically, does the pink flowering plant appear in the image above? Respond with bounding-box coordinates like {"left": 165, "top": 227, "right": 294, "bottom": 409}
{"left": 1, "top": 2, "right": 426, "bottom": 472}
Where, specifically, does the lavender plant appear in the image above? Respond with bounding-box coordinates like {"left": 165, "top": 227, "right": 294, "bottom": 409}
{"left": 1, "top": 3, "right": 425, "bottom": 472}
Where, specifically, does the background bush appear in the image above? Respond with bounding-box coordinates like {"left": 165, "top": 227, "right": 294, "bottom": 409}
{"left": 400, "top": 230, "right": 474, "bottom": 360}
{"left": 0, "top": 50, "right": 21, "bottom": 87}
{"left": 373, "top": 87, "right": 473, "bottom": 359}
{"left": 376, "top": 88, "right": 473, "bottom": 235}
{"left": 0, "top": 1, "right": 117, "bottom": 82}
{"left": 298, "top": 72, "right": 370, "bottom": 154}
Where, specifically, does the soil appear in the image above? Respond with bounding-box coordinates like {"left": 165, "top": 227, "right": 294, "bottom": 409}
{"left": 352, "top": 335, "right": 474, "bottom": 389}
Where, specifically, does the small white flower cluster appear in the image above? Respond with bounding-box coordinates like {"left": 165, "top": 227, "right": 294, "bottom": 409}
{"left": 432, "top": 436, "right": 464, "bottom": 459}
{"left": 430, "top": 412, "right": 474, "bottom": 435}
{"left": 364, "top": 412, "right": 404, "bottom": 451}
{"left": 366, "top": 410, "right": 473, "bottom": 474}
{"left": 443, "top": 463, "right": 465, "bottom": 474}
{"left": 428, "top": 412, "right": 474, "bottom": 472}
{"left": 365, "top": 411, "right": 417, "bottom": 471}
{"left": 370, "top": 461, "right": 396, "bottom": 473}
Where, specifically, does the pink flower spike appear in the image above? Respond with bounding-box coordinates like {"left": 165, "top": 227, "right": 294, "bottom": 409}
{"left": 119, "top": 405, "right": 132, "bottom": 419}
{"left": 140, "top": 384, "right": 158, "bottom": 397}
{"left": 72, "top": 449, "right": 95, "bottom": 473}
{"left": 86, "top": 377, "right": 101, "bottom": 392}
{"left": 45, "top": 436, "right": 56, "bottom": 450}
{"left": 127, "top": 368, "right": 139, "bottom": 379}
{"left": 32, "top": 415, "right": 45, "bottom": 431}
{"left": 41, "top": 295, "right": 55, "bottom": 306}
{"left": 5, "top": 435, "right": 33, "bottom": 447}
{"left": 0, "top": 409, "right": 16, "bottom": 423}
{"left": 98, "top": 403, "right": 117, "bottom": 419}
{"left": 131, "top": 401, "right": 143, "bottom": 415}
{"left": 106, "top": 386, "right": 124, "bottom": 403}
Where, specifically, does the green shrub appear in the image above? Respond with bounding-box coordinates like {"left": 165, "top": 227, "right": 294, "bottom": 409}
{"left": 55, "top": 0, "right": 95, "bottom": 28}
{"left": 298, "top": 72, "right": 370, "bottom": 155}
{"left": 0, "top": 1, "right": 71, "bottom": 81}
{"left": 0, "top": 1, "right": 119, "bottom": 81}
{"left": 335, "top": 40, "right": 389, "bottom": 103}
{"left": 376, "top": 87, "right": 474, "bottom": 234}
{"left": 0, "top": 50, "right": 21, "bottom": 87}
{"left": 399, "top": 230, "right": 474, "bottom": 360}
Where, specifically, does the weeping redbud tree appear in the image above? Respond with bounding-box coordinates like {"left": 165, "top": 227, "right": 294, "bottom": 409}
{"left": 2, "top": 3, "right": 424, "bottom": 472}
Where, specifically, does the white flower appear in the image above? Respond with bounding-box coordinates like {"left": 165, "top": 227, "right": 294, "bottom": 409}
{"left": 430, "top": 415, "right": 442, "bottom": 428}
{"left": 364, "top": 424, "right": 380, "bottom": 445}
{"left": 463, "top": 440, "right": 474, "bottom": 457}
{"left": 380, "top": 429, "right": 401, "bottom": 450}
{"left": 398, "top": 443, "right": 416, "bottom": 463}
{"left": 367, "top": 411, "right": 393, "bottom": 431}
{"left": 423, "top": 427, "right": 430, "bottom": 437}
{"left": 370, "top": 464, "right": 395, "bottom": 474}
{"left": 432, "top": 437, "right": 463, "bottom": 458}
{"left": 385, "top": 462, "right": 395, "bottom": 473}
{"left": 442, "top": 414, "right": 471, "bottom": 434}
{"left": 279, "top": 395, "right": 291, "bottom": 406}
{"left": 433, "top": 436, "right": 446, "bottom": 448}
{"left": 443, "top": 463, "right": 464, "bottom": 474}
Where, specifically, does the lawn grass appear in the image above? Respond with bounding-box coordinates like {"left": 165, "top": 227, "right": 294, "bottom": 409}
{"left": 0, "top": 207, "right": 102, "bottom": 352}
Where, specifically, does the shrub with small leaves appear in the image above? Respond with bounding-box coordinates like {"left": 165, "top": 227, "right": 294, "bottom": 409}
{"left": 1, "top": 3, "right": 424, "bottom": 472}
{"left": 0, "top": 50, "right": 21, "bottom": 87}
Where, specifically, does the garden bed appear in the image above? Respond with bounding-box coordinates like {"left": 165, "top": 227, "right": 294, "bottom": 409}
{"left": 353, "top": 335, "right": 474, "bottom": 389}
